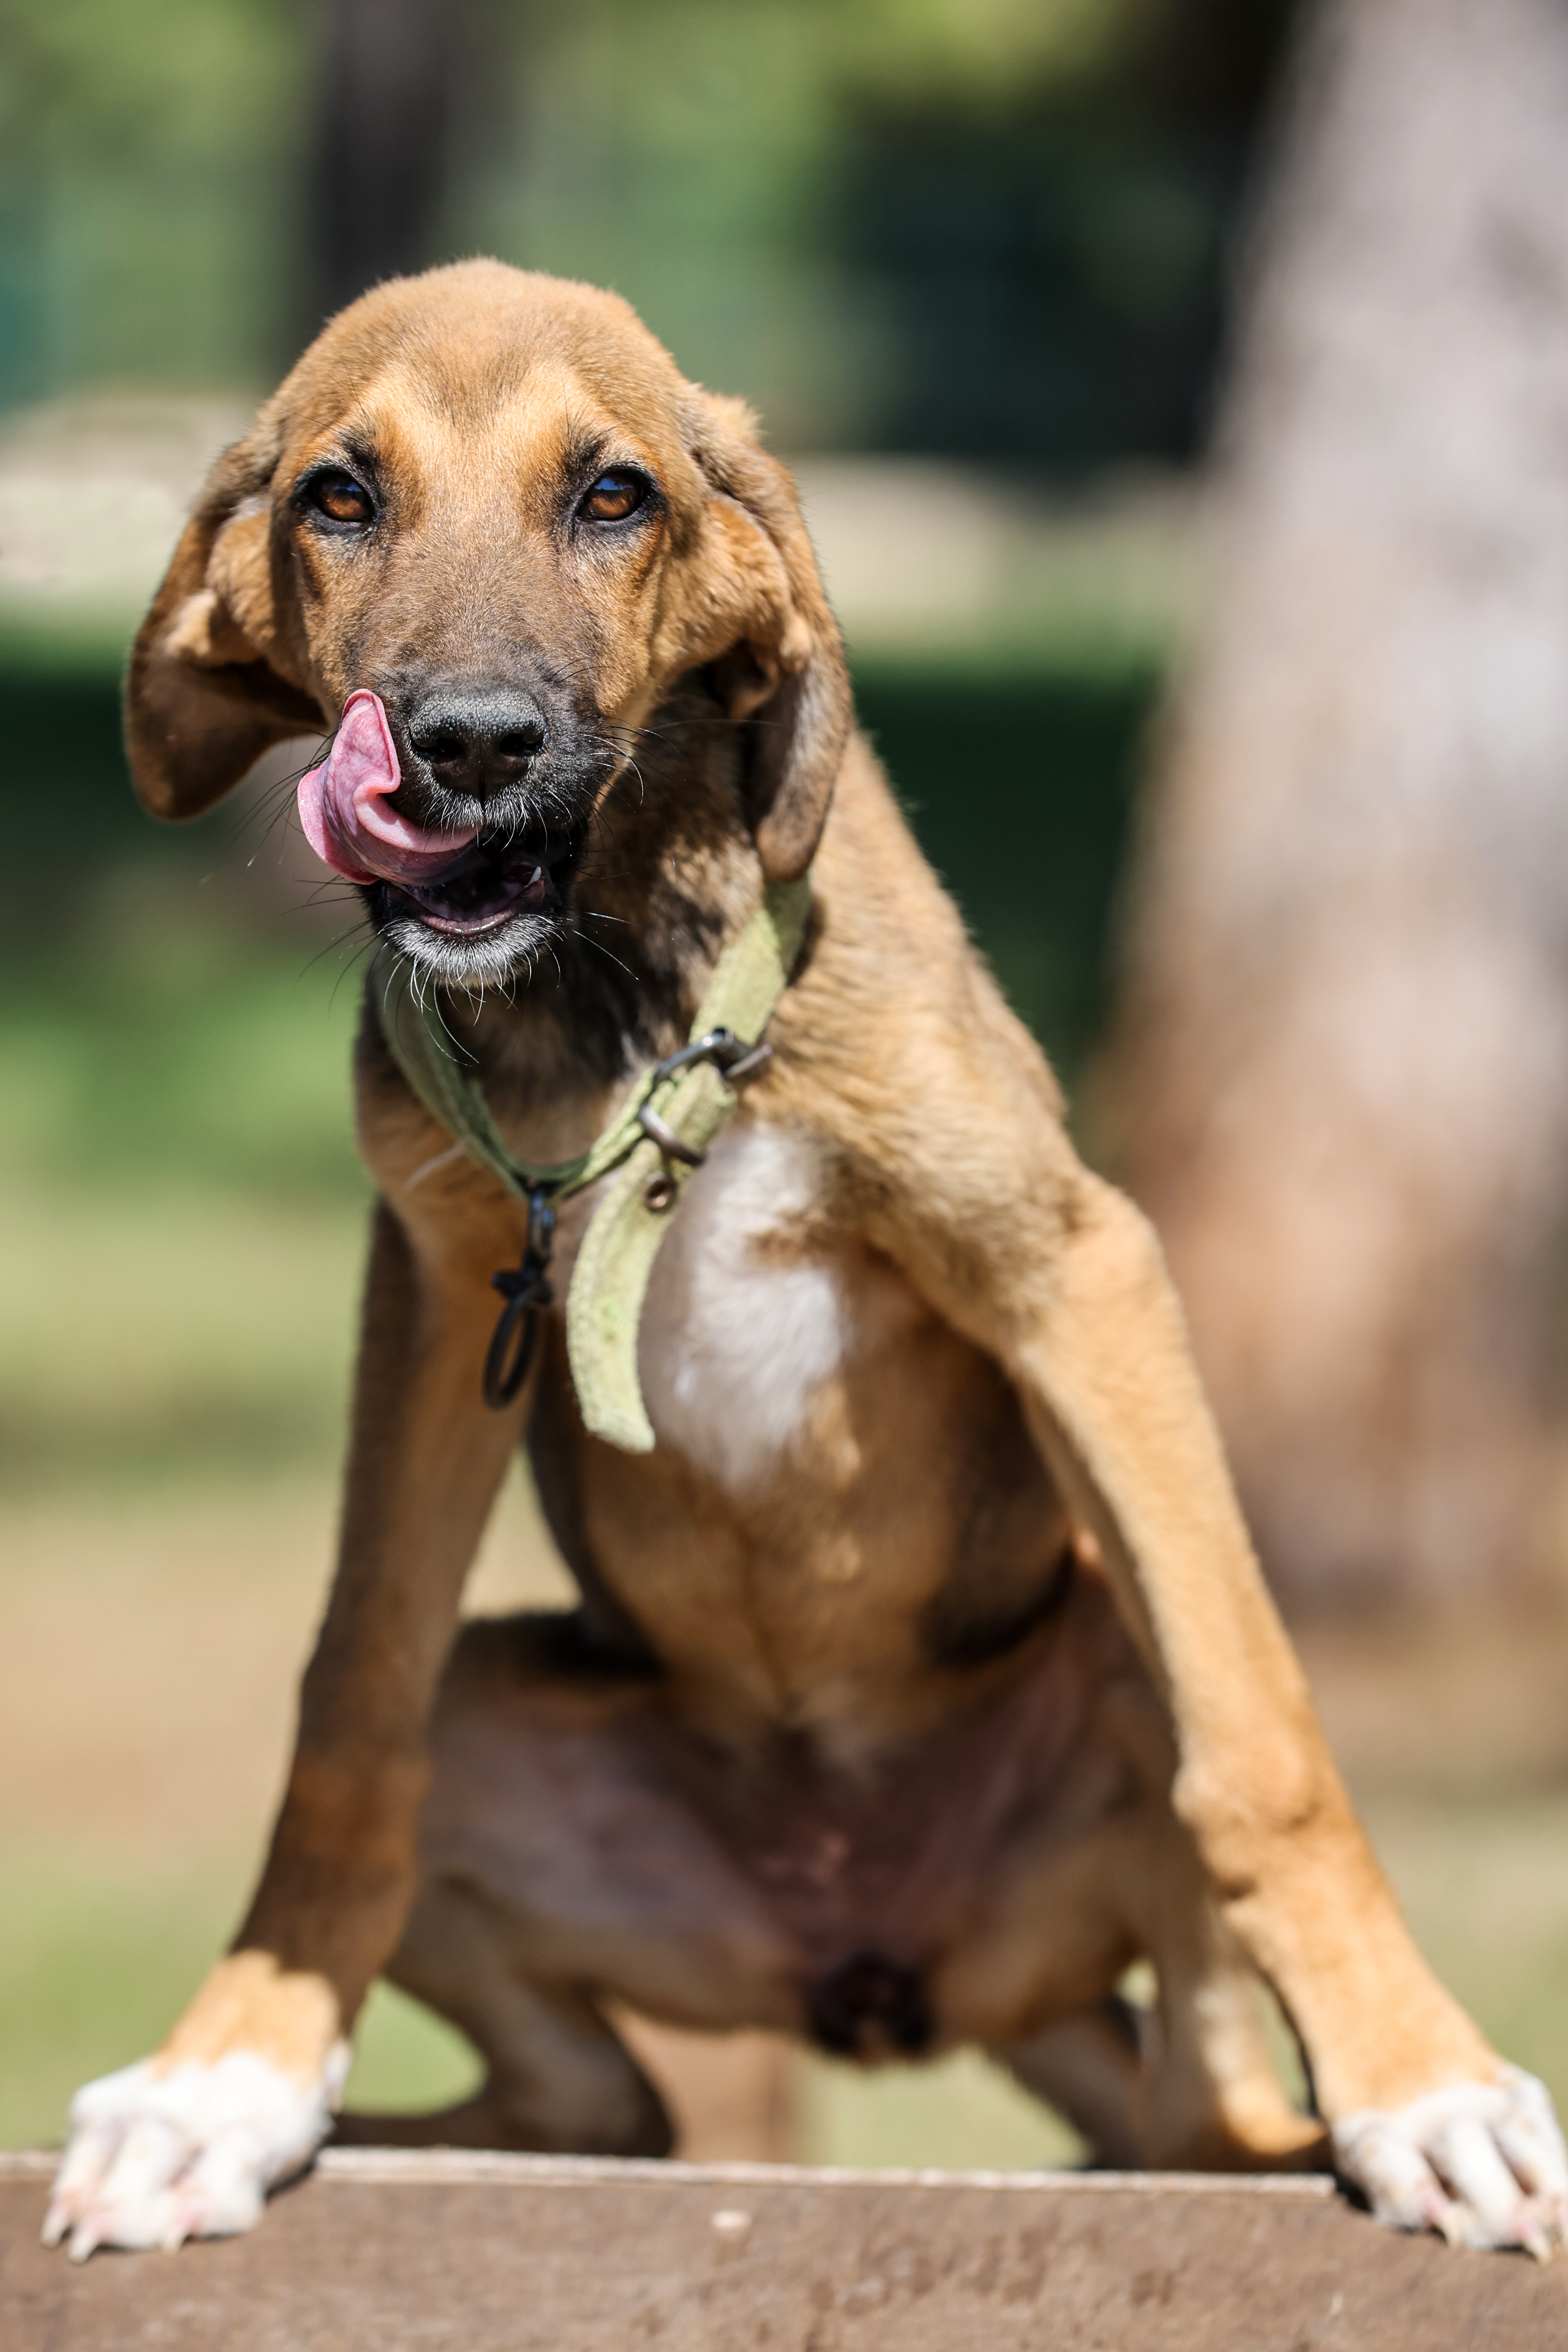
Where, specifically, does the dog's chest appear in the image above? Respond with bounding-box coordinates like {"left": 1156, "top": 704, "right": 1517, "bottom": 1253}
{"left": 635, "top": 1120, "right": 911, "bottom": 1498}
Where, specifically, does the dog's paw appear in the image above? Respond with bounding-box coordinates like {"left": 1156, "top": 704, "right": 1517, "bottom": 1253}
{"left": 1334, "top": 2065, "right": 1568, "bottom": 2257}
{"left": 41, "top": 2044, "right": 350, "bottom": 2260}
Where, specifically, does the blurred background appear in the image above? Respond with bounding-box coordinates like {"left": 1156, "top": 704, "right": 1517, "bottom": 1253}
{"left": 4, "top": 0, "right": 1568, "bottom": 2169}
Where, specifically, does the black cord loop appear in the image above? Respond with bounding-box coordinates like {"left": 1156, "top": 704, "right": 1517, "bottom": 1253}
{"left": 482, "top": 1188, "right": 556, "bottom": 1410}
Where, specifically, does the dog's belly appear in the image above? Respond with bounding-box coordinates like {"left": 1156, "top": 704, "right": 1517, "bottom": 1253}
{"left": 421, "top": 1589, "right": 1155, "bottom": 2050}
{"left": 542, "top": 1117, "right": 1078, "bottom": 1748}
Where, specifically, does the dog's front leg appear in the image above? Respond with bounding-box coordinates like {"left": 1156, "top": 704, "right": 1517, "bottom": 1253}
{"left": 868, "top": 1134, "right": 1567, "bottom": 2251}
{"left": 45, "top": 1193, "right": 525, "bottom": 2259}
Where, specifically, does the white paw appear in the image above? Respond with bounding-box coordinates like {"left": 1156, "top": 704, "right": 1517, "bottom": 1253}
{"left": 41, "top": 2043, "right": 350, "bottom": 2261}
{"left": 1334, "top": 2065, "right": 1568, "bottom": 2257}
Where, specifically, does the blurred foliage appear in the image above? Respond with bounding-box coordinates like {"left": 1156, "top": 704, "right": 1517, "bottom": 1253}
{"left": 0, "top": 0, "right": 1294, "bottom": 450}
{"left": 449, "top": 0, "right": 1293, "bottom": 451}
{"left": 835, "top": 120, "right": 1233, "bottom": 460}
{"left": 0, "top": 0, "right": 308, "bottom": 400}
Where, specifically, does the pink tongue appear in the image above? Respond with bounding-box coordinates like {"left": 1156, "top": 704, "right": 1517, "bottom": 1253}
{"left": 297, "top": 690, "right": 478, "bottom": 887}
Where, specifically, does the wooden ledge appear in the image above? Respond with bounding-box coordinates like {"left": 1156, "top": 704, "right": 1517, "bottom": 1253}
{"left": 3, "top": 2147, "right": 1564, "bottom": 2349}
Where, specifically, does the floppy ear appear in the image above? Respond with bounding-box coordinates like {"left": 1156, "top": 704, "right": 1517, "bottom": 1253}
{"left": 682, "top": 392, "right": 852, "bottom": 883}
{"left": 125, "top": 420, "right": 327, "bottom": 820}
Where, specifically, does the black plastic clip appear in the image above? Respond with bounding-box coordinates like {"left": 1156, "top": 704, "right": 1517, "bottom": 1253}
{"left": 483, "top": 1185, "right": 556, "bottom": 1410}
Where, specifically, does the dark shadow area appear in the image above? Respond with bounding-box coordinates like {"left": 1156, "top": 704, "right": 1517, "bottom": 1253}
{"left": 835, "top": 123, "right": 1243, "bottom": 467}
{"left": 829, "top": 0, "right": 1300, "bottom": 466}
{"left": 853, "top": 656, "right": 1158, "bottom": 1076}
{"left": 14, "top": 660, "right": 142, "bottom": 870}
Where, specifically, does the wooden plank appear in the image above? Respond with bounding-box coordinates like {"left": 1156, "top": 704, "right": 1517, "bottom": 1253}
{"left": 2, "top": 2147, "right": 1563, "bottom": 2350}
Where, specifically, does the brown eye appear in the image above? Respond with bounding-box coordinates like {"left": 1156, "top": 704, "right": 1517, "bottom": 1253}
{"left": 581, "top": 470, "right": 647, "bottom": 524}
{"left": 308, "top": 470, "right": 373, "bottom": 526}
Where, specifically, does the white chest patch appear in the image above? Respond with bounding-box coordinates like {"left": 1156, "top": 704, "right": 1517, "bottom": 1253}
{"left": 637, "top": 1122, "right": 850, "bottom": 1497}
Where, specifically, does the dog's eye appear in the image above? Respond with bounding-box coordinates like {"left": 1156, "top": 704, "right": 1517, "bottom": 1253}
{"left": 580, "top": 470, "right": 647, "bottom": 524}
{"left": 307, "top": 471, "right": 374, "bottom": 526}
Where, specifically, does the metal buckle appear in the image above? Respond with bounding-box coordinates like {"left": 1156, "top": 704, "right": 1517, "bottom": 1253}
{"left": 483, "top": 1028, "right": 772, "bottom": 1407}
{"left": 483, "top": 1186, "right": 556, "bottom": 1410}
{"left": 633, "top": 1027, "right": 772, "bottom": 1167}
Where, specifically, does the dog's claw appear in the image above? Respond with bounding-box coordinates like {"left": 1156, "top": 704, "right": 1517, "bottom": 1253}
{"left": 1423, "top": 2192, "right": 1463, "bottom": 2248}
{"left": 1335, "top": 2066, "right": 1568, "bottom": 2257}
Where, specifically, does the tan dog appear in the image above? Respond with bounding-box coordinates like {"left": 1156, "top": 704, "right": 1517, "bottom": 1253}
{"left": 45, "top": 261, "right": 1568, "bottom": 2259}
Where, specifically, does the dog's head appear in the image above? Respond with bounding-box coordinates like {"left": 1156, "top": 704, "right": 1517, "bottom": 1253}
{"left": 126, "top": 260, "right": 850, "bottom": 981}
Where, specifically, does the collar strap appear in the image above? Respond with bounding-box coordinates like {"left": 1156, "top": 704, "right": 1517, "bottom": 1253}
{"left": 371, "top": 873, "right": 813, "bottom": 1450}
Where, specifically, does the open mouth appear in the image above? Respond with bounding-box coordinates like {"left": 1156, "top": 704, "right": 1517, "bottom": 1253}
{"left": 384, "top": 832, "right": 579, "bottom": 937}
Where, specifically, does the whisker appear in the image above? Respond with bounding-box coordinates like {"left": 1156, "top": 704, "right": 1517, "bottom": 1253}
{"left": 566, "top": 921, "right": 638, "bottom": 983}
{"left": 326, "top": 943, "right": 377, "bottom": 1013}
{"left": 298, "top": 914, "right": 375, "bottom": 987}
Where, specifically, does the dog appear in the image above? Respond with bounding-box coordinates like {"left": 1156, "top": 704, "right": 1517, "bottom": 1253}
{"left": 43, "top": 260, "right": 1568, "bottom": 2260}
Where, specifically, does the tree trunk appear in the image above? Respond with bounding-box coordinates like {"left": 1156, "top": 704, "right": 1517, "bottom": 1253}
{"left": 1099, "top": 0, "right": 1568, "bottom": 1613}
{"left": 306, "top": 0, "right": 473, "bottom": 329}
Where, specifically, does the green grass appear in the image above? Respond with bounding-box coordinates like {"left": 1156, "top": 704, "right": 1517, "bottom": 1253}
{"left": 1359, "top": 1791, "right": 1568, "bottom": 2125}
{"left": 796, "top": 2049, "right": 1083, "bottom": 2173}
{"left": 0, "top": 911, "right": 366, "bottom": 1205}
{"left": 0, "top": 1853, "right": 239, "bottom": 2150}
{"left": 0, "top": 1176, "right": 362, "bottom": 1483}
{"left": 0, "top": 872, "right": 369, "bottom": 1485}
{"left": 0, "top": 1849, "right": 484, "bottom": 2148}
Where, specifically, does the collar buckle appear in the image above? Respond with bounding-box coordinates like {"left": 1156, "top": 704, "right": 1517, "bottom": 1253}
{"left": 634, "top": 1027, "right": 772, "bottom": 1166}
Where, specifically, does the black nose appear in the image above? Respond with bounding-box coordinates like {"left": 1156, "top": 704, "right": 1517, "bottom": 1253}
{"left": 407, "top": 685, "right": 548, "bottom": 798}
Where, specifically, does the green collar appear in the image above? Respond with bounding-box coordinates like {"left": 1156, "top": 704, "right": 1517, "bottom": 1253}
{"left": 371, "top": 873, "right": 812, "bottom": 1452}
